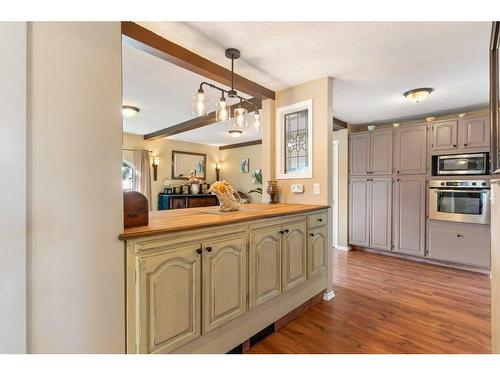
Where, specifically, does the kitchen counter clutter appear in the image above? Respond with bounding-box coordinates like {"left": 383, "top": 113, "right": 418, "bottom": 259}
{"left": 122, "top": 203, "right": 330, "bottom": 353}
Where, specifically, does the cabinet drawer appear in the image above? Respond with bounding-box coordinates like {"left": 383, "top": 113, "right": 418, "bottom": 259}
{"left": 307, "top": 211, "right": 327, "bottom": 229}
{"left": 427, "top": 220, "right": 490, "bottom": 268}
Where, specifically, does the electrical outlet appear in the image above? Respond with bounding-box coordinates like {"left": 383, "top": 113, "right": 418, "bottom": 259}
{"left": 313, "top": 183, "right": 320, "bottom": 195}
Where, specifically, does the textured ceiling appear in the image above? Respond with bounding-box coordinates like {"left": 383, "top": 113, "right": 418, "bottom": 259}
{"left": 138, "top": 21, "right": 491, "bottom": 125}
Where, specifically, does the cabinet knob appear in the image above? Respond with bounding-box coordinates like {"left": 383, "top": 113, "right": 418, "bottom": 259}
{"left": 279, "top": 230, "right": 284, "bottom": 235}
{"left": 206, "top": 246, "right": 213, "bottom": 252}
{"left": 457, "top": 234, "right": 464, "bottom": 238}
{"left": 396, "top": 170, "right": 400, "bottom": 174}
{"left": 309, "top": 233, "right": 315, "bottom": 237}
{"left": 284, "top": 229, "right": 289, "bottom": 234}
{"left": 453, "top": 144, "right": 457, "bottom": 148}
{"left": 464, "top": 144, "right": 468, "bottom": 147}
{"left": 318, "top": 218, "right": 323, "bottom": 222}
{"left": 196, "top": 248, "right": 202, "bottom": 255}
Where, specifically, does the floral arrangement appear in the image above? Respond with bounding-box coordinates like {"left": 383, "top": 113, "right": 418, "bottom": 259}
{"left": 208, "top": 180, "right": 241, "bottom": 212}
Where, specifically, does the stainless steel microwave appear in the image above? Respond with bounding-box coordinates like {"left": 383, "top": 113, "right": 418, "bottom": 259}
{"left": 432, "top": 153, "right": 488, "bottom": 176}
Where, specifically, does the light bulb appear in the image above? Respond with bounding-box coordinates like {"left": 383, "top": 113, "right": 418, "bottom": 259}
{"left": 251, "top": 111, "right": 261, "bottom": 131}
{"left": 216, "top": 97, "right": 230, "bottom": 122}
{"left": 234, "top": 107, "right": 248, "bottom": 128}
{"left": 192, "top": 89, "right": 208, "bottom": 116}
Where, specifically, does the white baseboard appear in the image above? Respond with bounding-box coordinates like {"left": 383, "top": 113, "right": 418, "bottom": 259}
{"left": 323, "top": 290, "right": 335, "bottom": 301}
{"left": 334, "top": 245, "right": 351, "bottom": 251}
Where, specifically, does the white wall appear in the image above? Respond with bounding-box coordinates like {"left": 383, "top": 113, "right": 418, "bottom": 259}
{"left": 0, "top": 22, "right": 27, "bottom": 354}
{"left": 28, "top": 22, "right": 124, "bottom": 353}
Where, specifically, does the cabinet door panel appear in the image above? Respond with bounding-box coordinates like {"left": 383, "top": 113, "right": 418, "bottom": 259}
{"left": 393, "top": 176, "right": 426, "bottom": 256}
{"left": 308, "top": 225, "right": 327, "bottom": 277}
{"left": 349, "top": 178, "right": 370, "bottom": 247}
{"left": 349, "top": 133, "right": 370, "bottom": 175}
{"left": 394, "top": 124, "right": 427, "bottom": 175}
{"left": 459, "top": 116, "right": 490, "bottom": 149}
{"left": 371, "top": 129, "right": 393, "bottom": 175}
{"left": 283, "top": 220, "right": 307, "bottom": 291}
{"left": 203, "top": 236, "right": 247, "bottom": 333}
{"left": 431, "top": 120, "right": 458, "bottom": 152}
{"left": 369, "top": 177, "right": 392, "bottom": 251}
{"left": 138, "top": 245, "right": 201, "bottom": 353}
{"left": 249, "top": 226, "right": 282, "bottom": 308}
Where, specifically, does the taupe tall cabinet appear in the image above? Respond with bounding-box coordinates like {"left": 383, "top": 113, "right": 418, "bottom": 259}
{"left": 349, "top": 123, "right": 427, "bottom": 256}
{"left": 349, "top": 129, "right": 393, "bottom": 175}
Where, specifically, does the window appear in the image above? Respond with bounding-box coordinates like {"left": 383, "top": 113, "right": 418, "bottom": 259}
{"left": 122, "top": 160, "right": 136, "bottom": 191}
{"left": 275, "top": 99, "right": 313, "bottom": 179}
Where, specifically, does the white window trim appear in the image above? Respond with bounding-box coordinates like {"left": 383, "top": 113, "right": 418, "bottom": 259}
{"left": 275, "top": 99, "right": 313, "bottom": 179}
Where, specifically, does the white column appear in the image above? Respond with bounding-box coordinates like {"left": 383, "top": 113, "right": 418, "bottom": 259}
{"left": 0, "top": 22, "right": 27, "bottom": 354}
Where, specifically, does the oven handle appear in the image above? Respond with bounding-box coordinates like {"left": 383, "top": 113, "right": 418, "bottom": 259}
{"left": 429, "top": 189, "right": 491, "bottom": 193}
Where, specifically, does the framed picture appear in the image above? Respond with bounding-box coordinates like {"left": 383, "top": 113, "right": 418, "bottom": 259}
{"left": 240, "top": 158, "right": 249, "bottom": 173}
{"left": 275, "top": 99, "right": 313, "bottom": 179}
{"left": 252, "top": 169, "right": 262, "bottom": 184}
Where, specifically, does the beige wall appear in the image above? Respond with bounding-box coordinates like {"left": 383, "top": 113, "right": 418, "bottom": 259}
{"left": 28, "top": 22, "right": 124, "bottom": 353}
{"left": 274, "top": 77, "right": 333, "bottom": 206}
{"left": 0, "top": 22, "right": 27, "bottom": 354}
{"left": 220, "top": 144, "right": 263, "bottom": 202}
{"left": 333, "top": 129, "right": 349, "bottom": 249}
{"left": 123, "top": 133, "right": 220, "bottom": 210}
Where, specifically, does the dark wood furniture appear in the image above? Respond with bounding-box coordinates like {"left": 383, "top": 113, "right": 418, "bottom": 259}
{"left": 158, "top": 193, "right": 218, "bottom": 210}
{"left": 124, "top": 191, "right": 149, "bottom": 228}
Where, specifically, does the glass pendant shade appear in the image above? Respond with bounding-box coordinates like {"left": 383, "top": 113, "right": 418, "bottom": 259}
{"left": 192, "top": 90, "right": 208, "bottom": 116}
{"left": 216, "top": 97, "right": 230, "bottom": 122}
{"left": 234, "top": 107, "right": 248, "bottom": 128}
{"left": 251, "top": 111, "right": 261, "bottom": 131}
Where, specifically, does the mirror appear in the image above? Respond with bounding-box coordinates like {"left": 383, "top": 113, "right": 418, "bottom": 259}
{"left": 172, "top": 150, "right": 207, "bottom": 180}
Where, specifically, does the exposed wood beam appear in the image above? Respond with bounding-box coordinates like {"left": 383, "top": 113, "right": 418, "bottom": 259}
{"left": 219, "top": 139, "right": 262, "bottom": 150}
{"left": 121, "top": 22, "right": 275, "bottom": 100}
{"left": 332, "top": 116, "right": 348, "bottom": 131}
{"left": 144, "top": 99, "right": 262, "bottom": 140}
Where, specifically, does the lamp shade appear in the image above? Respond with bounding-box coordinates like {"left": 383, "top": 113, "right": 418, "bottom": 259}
{"left": 192, "top": 89, "right": 208, "bottom": 116}
{"left": 234, "top": 107, "right": 248, "bottom": 128}
{"left": 403, "top": 88, "right": 433, "bottom": 103}
{"left": 216, "top": 97, "right": 230, "bottom": 122}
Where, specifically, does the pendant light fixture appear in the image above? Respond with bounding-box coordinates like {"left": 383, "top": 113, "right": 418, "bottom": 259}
{"left": 193, "top": 48, "right": 260, "bottom": 128}
{"left": 252, "top": 110, "right": 261, "bottom": 131}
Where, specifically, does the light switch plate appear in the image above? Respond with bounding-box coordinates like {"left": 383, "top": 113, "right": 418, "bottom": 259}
{"left": 313, "top": 183, "right": 320, "bottom": 195}
{"left": 291, "top": 183, "right": 304, "bottom": 193}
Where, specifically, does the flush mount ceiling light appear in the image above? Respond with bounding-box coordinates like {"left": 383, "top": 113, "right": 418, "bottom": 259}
{"left": 228, "top": 129, "right": 243, "bottom": 138}
{"left": 122, "top": 105, "right": 140, "bottom": 117}
{"left": 403, "top": 88, "right": 433, "bottom": 103}
{"left": 192, "top": 48, "right": 260, "bottom": 128}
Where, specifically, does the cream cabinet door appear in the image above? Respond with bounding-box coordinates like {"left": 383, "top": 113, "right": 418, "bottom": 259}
{"left": 431, "top": 120, "right": 458, "bottom": 152}
{"left": 369, "top": 177, "right": 392, "bottom": 251}
{"left": 203, "top": 236, "right": 247, "bottom": 333}
{"left": 249, "top": 226, "right": 282, "bottom": 308}
{"left": 370, "top": 129, "right": 393, "bottom": 175}
{"left": 349, "top": 177, "right": 370, "bottom": 247}
{"left": 394, "top": 123, "right": 427, "bottom": 175}
{"left": 308, "top": 225, "right": 327, "bottom": 277}
{"left": 459, "top": 116, "right": 490, "bottom": 149}
{"left": 282, "top": 220, "right": 307, "bottom": 291}
{"left": 349, "top": 132, "right": 370, "bottom": 175}
{"left": 138, "top": 244, "right": 201, "bottom": 353}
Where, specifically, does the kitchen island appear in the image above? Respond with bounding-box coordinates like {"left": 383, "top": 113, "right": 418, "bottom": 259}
{"left": 122, "top": 203, "right": 330, "bottom": 353}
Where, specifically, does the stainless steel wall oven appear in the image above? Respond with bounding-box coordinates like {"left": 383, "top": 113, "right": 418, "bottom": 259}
{"left": 428, "top": 180, "right": 491, "bottom": 224}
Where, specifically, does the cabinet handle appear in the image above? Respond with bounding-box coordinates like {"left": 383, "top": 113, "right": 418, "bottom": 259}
{"left": 309, "top": 233, "right": 315, "bottom": 237}
{"left": 196, "top": 248, "right": 202, "bottom": 255}
{"left": 206, "top": 246, "right": 213, "bottom": 252}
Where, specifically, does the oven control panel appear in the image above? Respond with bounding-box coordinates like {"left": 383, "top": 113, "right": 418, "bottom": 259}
{"left": 429, "top": 180, "right": 490, "bottom": 189}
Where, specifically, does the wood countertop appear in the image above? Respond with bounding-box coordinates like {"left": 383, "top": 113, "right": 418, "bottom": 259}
{"left": 120, "top": 203, "right": 329, "bottom": 240}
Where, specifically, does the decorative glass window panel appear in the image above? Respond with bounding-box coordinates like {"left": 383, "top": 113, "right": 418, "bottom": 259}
{"left": 284, "top": 109, "right": 309, "bottom": 174}
{"left": 275, "top": 99, "right": 313, "bottom": 179}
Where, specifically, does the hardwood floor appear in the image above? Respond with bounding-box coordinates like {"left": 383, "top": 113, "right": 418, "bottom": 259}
{"left": 247, "top": 249, "right": 491, "bottom": 354}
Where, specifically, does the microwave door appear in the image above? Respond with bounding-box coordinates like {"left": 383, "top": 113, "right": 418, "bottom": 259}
{"left": 437, "top": 154, "right": 486, "bottom": 175}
